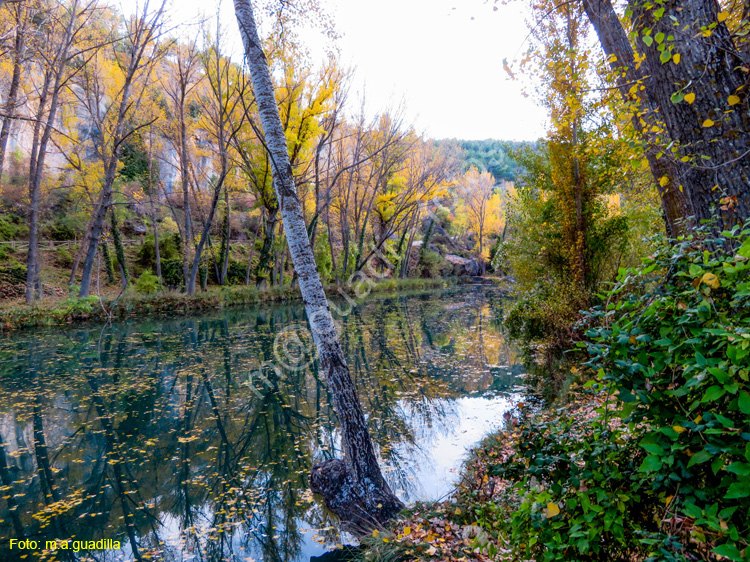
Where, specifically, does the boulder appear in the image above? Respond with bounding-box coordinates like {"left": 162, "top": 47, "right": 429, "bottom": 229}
{"left": 445, "top": 254, "right": 481, "bottom": 276}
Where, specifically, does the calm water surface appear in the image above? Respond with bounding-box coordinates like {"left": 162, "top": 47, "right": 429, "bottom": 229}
{"left": 0, "top": 285, "right": 525, "bottom": 561}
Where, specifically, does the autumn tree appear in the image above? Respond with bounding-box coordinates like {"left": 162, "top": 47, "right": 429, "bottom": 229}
{"left": 23, "top": 0, "right": 102, "bottom": 302}
{"left": 457, "top": 167, "right": 496, "bottom": 257}
{"left": 76, "top": 1, "right": 167, "bottom": 298}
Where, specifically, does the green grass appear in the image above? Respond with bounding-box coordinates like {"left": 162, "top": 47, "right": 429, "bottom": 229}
{"left": 0, "top": 276, "right": 470, "bottom": 332}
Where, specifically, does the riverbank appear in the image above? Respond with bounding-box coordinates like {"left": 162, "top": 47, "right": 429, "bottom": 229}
{"left": 0, "top": 276, "right": 489, "bottom": 332}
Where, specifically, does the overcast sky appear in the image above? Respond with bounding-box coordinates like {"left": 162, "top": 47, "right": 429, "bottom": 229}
{"left": 120, "top": 0, "right": 549, "bottom": 141}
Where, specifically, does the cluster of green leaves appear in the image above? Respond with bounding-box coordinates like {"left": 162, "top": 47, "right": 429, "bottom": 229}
{"left": 490, "top": 397, "right": 653, "bottom": 561}
{"left": 490, "top": 221, "right": 750, "bottom": 561}
{"left": 583, "top": 221, "right": 750, "bottom": 561}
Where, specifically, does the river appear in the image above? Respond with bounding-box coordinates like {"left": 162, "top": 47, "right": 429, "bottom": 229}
{"left": 0, "top": 284, "right": 525, "bottom": 561}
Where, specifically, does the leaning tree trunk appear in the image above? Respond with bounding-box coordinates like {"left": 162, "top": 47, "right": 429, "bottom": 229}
{"left": 627, "top": 0, "right": 750, "bottom": 230}
{"left": 233, "top": 0, "right": 403, "bottom": 530}
{"left": 582, "top": 0, "right": 693, "bottom": 236}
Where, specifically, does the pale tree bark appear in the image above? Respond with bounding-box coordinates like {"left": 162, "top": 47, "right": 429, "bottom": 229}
{"left": 161, "top": 40, "right": 201, "bottom": 290}
{"left": 233, "top": 0, "right": 403, "bottom": 529}
{"left": 26, "top": 0, "right": 93, "bottom": 302}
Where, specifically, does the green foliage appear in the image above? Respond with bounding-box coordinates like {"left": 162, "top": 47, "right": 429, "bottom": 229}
{"left": 488, "top": 222, "right": 750, "bottom": 562}
{"left": 51, "top": 296, "right": 100, "bottom": 317}
{"left": 160, "top": 258, "right": 184, "bottom": 289}
{"left": 504, "top": 282, "right": 585, "bottom": 350}
{"left": 224, "top": 259, "right": 248, "bottom": 285}
{"left": 54, "top": 246, "right": 74, "bottom": 268}
{"left": 42, "top": 214, "right": 83, "bottom": 241}
{"left": 446, "top": 139, "right": 530, "bottom": 181}
{"left": 0, "top": 214, "right": 28, "bottom": 241}
{"left": 314, "top": 230, "right": 333, "bottom": 283}
{"left": 119, "top": 139, "right": 153, "bottom": 187}
{"left": 111, "top": 209, "right": 129, "bottom": 283}
{"left": 415, "top": 251, "right": 450, "bottom": 279}
{"left": 582, "top": 221, "right": 750, "bottom": 561}
{"left": 134, "top": 270, "right": 160, "bottom": 295}
{"left": 0, "top": 262, "right": 26, "bottom": 285}
{"left": 136, "top": 233, "right": 181, "bottom": 271}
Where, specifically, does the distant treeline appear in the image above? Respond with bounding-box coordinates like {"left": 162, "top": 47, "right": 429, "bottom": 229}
{"left": 439, "top": 139, "right": 535, "bottom": 182}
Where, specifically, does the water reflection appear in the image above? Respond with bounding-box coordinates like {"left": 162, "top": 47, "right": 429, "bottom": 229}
{"left": 0, "top": 286, "right": 523, "bottom": 561}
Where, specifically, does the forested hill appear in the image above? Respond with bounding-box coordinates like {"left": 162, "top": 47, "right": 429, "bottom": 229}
{"left": 439, "top": 139, "right": 533, "bottom": 182}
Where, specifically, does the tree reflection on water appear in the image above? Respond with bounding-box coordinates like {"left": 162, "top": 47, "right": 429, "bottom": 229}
{"left": 0, "top": 285, "right": 524, "bottom": 561}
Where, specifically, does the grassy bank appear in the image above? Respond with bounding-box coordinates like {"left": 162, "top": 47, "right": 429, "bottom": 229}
{"left": 0, "top": 276, "right": 475, "bottom": 332}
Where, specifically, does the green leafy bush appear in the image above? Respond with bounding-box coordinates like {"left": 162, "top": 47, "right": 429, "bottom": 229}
{"left": 582, "top": 221, "right": 750, "bottom": 561}
{"left": 0, "top": 214, "right": 28, "bottom": 241}
{"left": 136, "top": 233, "right": 181, "bottom": 271}
{"left": 160, "top": 258, "right": 184, "bottom": 289}
{"left": 55, "top": 246, "right": 74, "bottom": 268}
{"left": 488, "top": 221, "right": 750, "bottom": 562}
{"left": 134, "top": 270, "right": 160, "bottom": 295}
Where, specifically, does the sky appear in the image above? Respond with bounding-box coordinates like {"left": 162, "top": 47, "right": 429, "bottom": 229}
{"left": 119, "top": 0, "right": 549, "bottom": 141}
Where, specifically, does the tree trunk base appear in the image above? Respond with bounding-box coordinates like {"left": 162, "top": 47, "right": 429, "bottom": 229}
{"left": 310, "top": 459, "right": 404, "bottom": 534}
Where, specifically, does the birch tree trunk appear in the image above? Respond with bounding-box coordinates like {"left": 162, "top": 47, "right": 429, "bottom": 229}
{"left": 233, "top": 0, "right": 403, "bottom": 529}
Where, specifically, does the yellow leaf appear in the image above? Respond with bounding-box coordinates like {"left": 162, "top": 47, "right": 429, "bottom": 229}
{"left": 673, "top": 53, "right": 681, "bottom": 64}
{"left": 694, "top": 415, "right": 702, "bottom": 424}
{"left": 546, "top": 502, "right": 561, "bottom": 518}
{"left": 665, "top": 495, "right": 674, "bottom": 505}
{"left": 702, "top": 119, "right": 715, "bottom": 128}
{"left": 372, "top": 529, "right": 379, "bottom": 538}
{"left": 718, "top": 11, "right": 729, "bottom": 22}
{"left": 659, "top": 176, "right": 670, "bottom": 187}
{"left": 403, "top": 526, "right": 412, "bottom": 536}
{"left": 728, "top": 95, "right": 740, "bottom": 106}
{"left": 684, "top": 93, "right": 696, "bottom": 104}
{"left": 673, "top": 425, "right": 687, "bottom": 433}
{"left": 701, "top": 272, "right": 720, "bottom": 289}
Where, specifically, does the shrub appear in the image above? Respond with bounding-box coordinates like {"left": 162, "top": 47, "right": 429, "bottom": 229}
{"left": 0, "top": 214, "right": 28, "bottom": 241}
{"left": 581, "top": 221, "right": 750, "bottom": 561}
{"left": 415, "top": 251, "right": 450, "bottom": 278}
{"left": 42, "top": 215, "right": 83, "bottom": 240}
{"left": 55, "top": 245, "right": 74, "bottom": 268}
{"left": 225, "top": 259, "right": 248, "bottom": 285}
{"left": 136, "top": 232, "right": 181, "bottom": 271}
{"left": 160, "top": 258, "right": 184, "bottom": 289}
{"left": 134, "top": 270, "right": 160, "bottom": 295}
{"left": 487, "top": 221, "right": 750, "bottom": 562}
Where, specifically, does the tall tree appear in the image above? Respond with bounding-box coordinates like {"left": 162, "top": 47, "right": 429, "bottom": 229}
{"left": 25, "top": 0, "right": 99, "bottom": 302}
{"left": 232, "top": 0, "right": 403, "bottom": 528}
{"left": 582, "top": 0, "right": 750, "bottom": 232}
{"left": 77, "top": 0, "right": 166, "bottom": 298}
{"left": 580, "top": 0, "right": 691, "bottom": 236}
